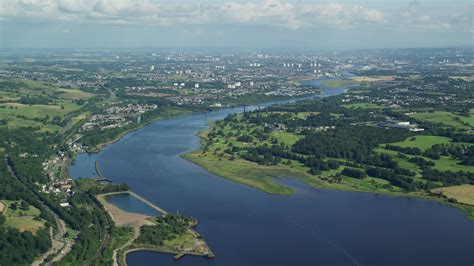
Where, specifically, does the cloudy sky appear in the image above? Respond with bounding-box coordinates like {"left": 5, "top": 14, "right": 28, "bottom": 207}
{"left": 0, "top": 0, "right": 472, "bottom": 49}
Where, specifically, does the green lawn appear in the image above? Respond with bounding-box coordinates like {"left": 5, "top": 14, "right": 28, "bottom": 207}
{"left": 410, "top": 111, "right": 470, "bottom": 129}
{"left": 376, "top": 146, "right": 474, "bottom": 174}
{"left": 71, "top": 111, "right": 91, "bottom": 125}
{"left": 433, "top": 156, "right": 474, "bottom": 173}
{"left": 183, "top": 152, "right": 305, "bottom": 195}
{"left": 270, "top": 131, "right": 303, "bottom": 146}
{"left": 0, "top": 112, "right": 61, "bottom": 132}
{"left": 57, "top": 89, "right": 94, "bottom": 100}
{"left": 0, "top": 101, "right": 81, "bottom": 120}
{"left": 0, "top": 200, "right": 45, "bottom": 234}
{"left": 458, "top": 115, "right": 474, "bottom": 127}
{"left": 390, "top": 135, "right": 452, "bottom": 151}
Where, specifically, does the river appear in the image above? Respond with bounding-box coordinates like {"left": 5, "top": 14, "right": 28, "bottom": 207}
{"left": 70, "top": 86, "right": 474, "bottom": 266}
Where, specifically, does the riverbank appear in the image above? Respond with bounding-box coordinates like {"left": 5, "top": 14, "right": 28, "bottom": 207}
{"left": 183, "top": 133, "right": 474, "bottom": 220}
{"left": 96, "top": 191, "right": 214, "bottom": 266}
{"left": 88, "top": 108, "right": 196, "bottom": 153}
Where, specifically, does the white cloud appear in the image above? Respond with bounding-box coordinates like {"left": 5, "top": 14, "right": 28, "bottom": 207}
{"left": 0, "top": 0, "right": 467, "bottom": 32}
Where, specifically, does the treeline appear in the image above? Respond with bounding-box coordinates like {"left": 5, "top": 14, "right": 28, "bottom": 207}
{"left": 50, "top": 191, "right": 110, "bottom": 264}
{"left": 365, "top": 166, "right": 427, "bottom": 191}
{"left": 0, "top": 127, "right": 110, "bottom": 265}
{"left": 422, "top": 168, "right": 474, "bottom": 186}
{"left": 0, "top": 152, "right": 53, "bottom": 265}
{"left": 85, "top": 183, "right": 129, "bottom": 195}
{"left": 293, "top": 125, "right": 411, "bottom": 161}
{"left": 0, "top": 227, "right": 51, "bottom": 265}
{"left": 20, "top": 95, "right": 51, "bottom": 105}
{"left": 425, "top": 144, "right": 474, "bottom": 165}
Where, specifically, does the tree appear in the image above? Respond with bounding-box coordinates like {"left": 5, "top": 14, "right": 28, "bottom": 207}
{"left": 20, "top": 200, "right": 29, "bottom": 211}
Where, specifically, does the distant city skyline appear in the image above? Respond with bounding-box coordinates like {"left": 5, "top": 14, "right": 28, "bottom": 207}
{"left": 0, "top": 0, "right": 472, "bottom": 49}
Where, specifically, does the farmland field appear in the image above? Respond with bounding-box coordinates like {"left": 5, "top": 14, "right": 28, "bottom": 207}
{"left": 432, "top": 185, "right": 474, "bottom": 205}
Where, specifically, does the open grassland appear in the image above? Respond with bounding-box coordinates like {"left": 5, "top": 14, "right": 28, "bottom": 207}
{"left": 270, "top": 131, "right": 303, "bottom": 146}
{"left": 183, "top": 152, "right": 297, "bottom": 195}
{"left": 0, "top": 101, "right": 81, "bottom": 120}
{"left": 0, "top": 113, "right": 60, "bottom": 132}
{"left": 458, "top": 114, "right": 474, "bottom": 127}
{"left": 0, "top": 200, "right": 45, "bottom": 234}
{"left": 71, "top": 111, "right": 92, "bottom": 125}
{"left": 56, "top": 89, "right": 94, "bottom": 100}
{"left": 4, "top": 217, "right": 44, "bottom": 234}
{"left": 184, "top": 150, "right": 405, "bottom": 195}
{"left": 375, "top": 146, "right": 474, "bottom": 175}
{"left": 432, "top": 185, "right": 474, "bottom": 205}
{"left": 409, "top": 111, "right": 470, "bottom": 129}
{"left": 391, "top": 135, "right": 452, "bottom": 151}
{"left": 0, "top": 78, "right": 93, "bottom": 133}
{"left": 0, "top": 78, "right": 93, "bottom": 101}
{"left": 433, "top": 156, "right": 474, "bottom": 173}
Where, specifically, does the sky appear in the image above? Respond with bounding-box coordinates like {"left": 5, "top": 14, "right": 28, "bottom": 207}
{"left": 0, "top": 0, "right": 472, "bottom": 49}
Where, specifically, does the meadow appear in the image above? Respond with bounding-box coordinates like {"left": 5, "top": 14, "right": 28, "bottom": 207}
{"left": 0, "top": 200, "right": 45, "bottom": 234}
{"left": 409, "top": 111, "right": 471, "bottom": 129}
{"left": 0, "top": 78, "right": 94, "bottom": 132}
{"left": 391, "top": 135, "right": 452, "bottom": 151}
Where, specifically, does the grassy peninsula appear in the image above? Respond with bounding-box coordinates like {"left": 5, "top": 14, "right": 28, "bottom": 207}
{"left": 95, "top": 189, "right": 213, "bottom": 265}
{"left": 184, "top": 78, "right": 474, "bottom": 220}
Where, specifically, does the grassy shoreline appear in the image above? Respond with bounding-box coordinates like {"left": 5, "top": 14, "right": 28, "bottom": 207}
{"left": 182, "top": 132, "right": 474, "bottom": 220}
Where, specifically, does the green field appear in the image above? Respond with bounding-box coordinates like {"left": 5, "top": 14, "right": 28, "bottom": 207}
{"left": 409, "top": 111, "right": 470, "bottom": 129}
{"left": 183, "top": 152, "right": 297, "bottom": 195}
{"left": 71, "top": 111, "right": 92, "bottom": 125}
{"left": 0, "top": 102, "right": 81, "bottom": 120}
{"left": 0, "top": 78, "right": 93, "bottom": 132}
{"left": 270, "top": 131, "right": 303, "bottom": 146}
{"left": 391, "top": 135, "right": 452, "bottom": 151}
{"left": 0, "top": 200, "right": 45, "bottom": 234}
{"left": 433, "top": 156, "right": 474, "bottom": 173}
{"left": 0, "top": 113, "right": 61, "bottom": 132}
{"left": 57, "top": 89, "right": 94, "bottom": 100}
{"left": 458, "top": 114, "right": 474, "bottom": 127}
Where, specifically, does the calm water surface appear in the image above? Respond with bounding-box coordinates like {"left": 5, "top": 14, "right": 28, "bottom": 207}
{"left": 105, "top": 193, "right": 161, "bottom": 217}
{"left": 70, "top": 88, "right": 474, "bottom": 266}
